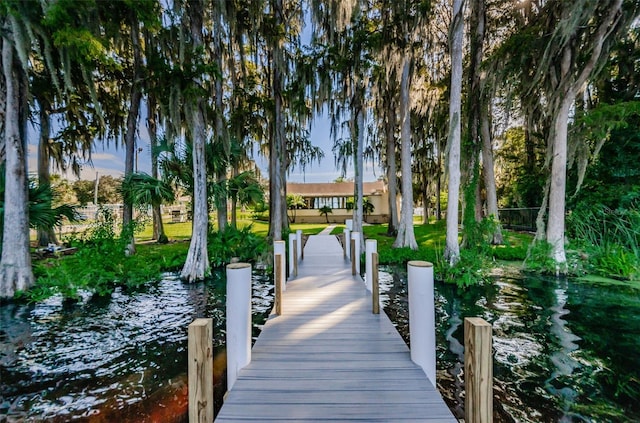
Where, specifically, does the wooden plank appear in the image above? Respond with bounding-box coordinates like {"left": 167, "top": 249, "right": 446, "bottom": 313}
{"left": 275, "top": 254, "right": 282, "bottom": 315}
{"left": 215, "top": 235, "right": 456, "bottom": 423}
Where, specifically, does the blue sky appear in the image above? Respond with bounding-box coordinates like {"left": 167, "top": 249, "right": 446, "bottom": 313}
{"left": 28, "top": 111, "right": 381, "bottom": 183}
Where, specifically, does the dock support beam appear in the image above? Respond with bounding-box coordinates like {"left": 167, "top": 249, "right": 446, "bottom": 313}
{"left": 188, "top": 318, "right": 213, "bottom": 423}
{"left": 407, "top": 260, "right": 436, "bottom": 386}
{"left": 465, "top": 317, "right": 493, "bottom": 423}
{"left": 274, "top": 241, "right": 286, "bottom": 291}
{"left": 226, "top": 263, "right": 252, "bottom": 391}
{"left": 365, "top": 239, "right": 377, "bottom": 291}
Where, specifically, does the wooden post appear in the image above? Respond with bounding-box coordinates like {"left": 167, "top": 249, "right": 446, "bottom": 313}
{"left": 372, "top": 252, "right": 379, "bottom": 314}
{"left": 465, "top": 317, "right": 493, "bottom": 423}
{"left": 274, "top": 241, "right": 286, "bottom": 291}
{"left": 352, "top": 231, "right": 361, "bottom": 275}
{"left": 188, "top": 318, "right": 213, "bottom": 423}
{"left": 293, "top": 242, "right": 298, "bottom": 277}
{"left": 351, "top": 238, "right": 356, "bottom": 275}
{"left": 365, "top": 239, "right": 377, "bottom": 291}
{"left": 226, "top": 263, "right": 252, "bottom": 392}
{"left": 407, "top": 260, "right": 436, "bottom": 385}
{"left": 275, "top": 254, "right": 283, "bottom": 315}
{"left": 343, "top": 228, "right": 351, "bottom": 260}
{"left": 296, "top": 229, "right": 303, "bottom": 261}
{"left": 288, "top": 233, "right": 296, "bottom": 279}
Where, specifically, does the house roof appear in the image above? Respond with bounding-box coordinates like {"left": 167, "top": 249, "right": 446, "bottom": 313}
{"left": 287, "top": 181, "right": 386, "bottom": 197}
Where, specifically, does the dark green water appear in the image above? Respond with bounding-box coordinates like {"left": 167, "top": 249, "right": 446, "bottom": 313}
{"left": 379, "top": 266, "right": 640, "bottom": 422}
{"left": 1, "top": 267, "right": 638, "bottom": 422}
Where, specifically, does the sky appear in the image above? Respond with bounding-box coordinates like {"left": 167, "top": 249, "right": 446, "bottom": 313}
{"left": 28, "top": 109, "right": 382, "bottom": 183}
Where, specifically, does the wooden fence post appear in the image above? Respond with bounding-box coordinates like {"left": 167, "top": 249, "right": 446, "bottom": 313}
{"left": 275, "top": 254, "right": 283, "bottom": 315}
{"left": 372, "top": 252, "right": 379, "bottom": 314}
{"left": 465, "top": 317, "right": 493, "bottom": 423}
{"left": 226, "top": 263, "right": 252, "bottom": 392}
{"left": 293, "top": 242, "right": 298, "bottom": 277}
{"left": 188, "top": 318, "right": 213, "bottom": 423}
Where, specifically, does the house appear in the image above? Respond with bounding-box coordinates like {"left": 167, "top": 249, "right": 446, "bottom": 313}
{"left": 286, "top": 181, "right": 390, "bottom": 224}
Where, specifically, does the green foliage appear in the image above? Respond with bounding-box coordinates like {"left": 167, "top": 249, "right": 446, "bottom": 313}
{"left": 436, "top": 248, "right": 490, "bottom": 288}
{"left": 121, "top": 172, "right": 174, "bottom": 208}
{"left": 524, "top": 240, "right": 557, "bottom": 274}
{"left": 25, "top": 208, "right": 163, "bottom": 302}
{"left": 567, "top": 205, "right": 640, "bottom": 279}
{"left": 207, "top": 225, "right": 267, "bottom": 268}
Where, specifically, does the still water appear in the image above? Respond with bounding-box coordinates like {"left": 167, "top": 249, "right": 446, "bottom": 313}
{"left": 1, "top": 267, "right": 639, "bottom": 422}
{"left": 0, "top": 271, "right": 273, "bottom": 422}
{"left": 379, "top": 266, "right": 640, "bottom": 422}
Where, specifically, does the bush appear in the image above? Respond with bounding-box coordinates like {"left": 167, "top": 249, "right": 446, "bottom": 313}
{"left": 208, "top": 225, "right": 267, "bottom": 268}
{"left": 25, "top": 208, "right": 162, "bottom": 302}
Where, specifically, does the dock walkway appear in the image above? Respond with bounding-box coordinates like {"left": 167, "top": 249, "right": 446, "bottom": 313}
{"left": 215, "top": 234, "right": 456, "bottom": 422}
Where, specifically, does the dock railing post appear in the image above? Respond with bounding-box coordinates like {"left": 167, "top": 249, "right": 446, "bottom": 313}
{"left": 274, "top": 241, "right": 286, "bottom": 291}
{"left": 407, "top": 260, "right": 436, "bottom": 386}
{"left": 352, "top": 231, "right": 361, "bottom": 275}
{"left": 226, "top": 262, "right": 252, "bottom": 392}
{"left": 464, "top": 317, "right": 493, "bottom": 423}
{"left": 288, "top": 233, "right": 296, "bottom": 278}
{"left": 372, "top": 252, "right": 379, "bottom": 314}
{"left": 296, "top": 229, "right": 303, "bottom": 261}
{"left": 346, "top": 218, "right": 353, "bottom": 231}
{"left": 188, "top": 318, "right": 213, "bottom": 423}
{"left": 365, "top": 239, "right": 377, "bottom": 291}
{"left": 275, "top": 254, "right": 283, "bottom": 315}
{"left": 344, "top": 228, "right": 351, "bottom": 260}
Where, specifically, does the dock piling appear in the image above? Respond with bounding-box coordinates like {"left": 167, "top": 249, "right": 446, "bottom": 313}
{"left": 372, "top": 252, "right": 379, "bottom": 314}
{"left": 226, "top": 263, "right": 252, "bottom": 391}
{"left": 188, "top": 318, "right": 213, "bottom": 423}
{"left": 465, "top": 317, "right": 493, "bottom": 423}
{"left": 352, "top": 231, "right": 361, "bottom": 275}
{"left": 365, "top": 239, "right": 377, "bottom": 291}
{"left": 274, "top": 241, "right": 286, "bottom": 291}
{"left": 407, "top": 260, "right": 436, "bottom": 386}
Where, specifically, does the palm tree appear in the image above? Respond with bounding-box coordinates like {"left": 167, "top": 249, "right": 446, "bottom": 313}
{"left": 319, "top": 206, "right": 333, "bottom": 224}
{"left": 228, "top": 172, "right": 264, "bottom": 228}
{"left": 287, "top": 194, "right": 306, "bottom": 224}
{"left": 121, "top": 173, "right": 174, "bottom": 243}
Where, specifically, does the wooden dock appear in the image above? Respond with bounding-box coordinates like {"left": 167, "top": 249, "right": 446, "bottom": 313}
{"left": 215, "top": 234, "right": 457, "bottom": 422}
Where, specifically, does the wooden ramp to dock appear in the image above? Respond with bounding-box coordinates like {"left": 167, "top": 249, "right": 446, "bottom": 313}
{"left": 215, "top": 234, "right": 457, "bottom": 422}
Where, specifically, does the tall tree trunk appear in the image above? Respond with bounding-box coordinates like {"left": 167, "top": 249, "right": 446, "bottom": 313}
{"left": 267, "top": 0, "right": 286, "bottom": 242}
{"left": 547, "top": 95, "right": 572, "bottom": 270}
{"left": 147, "top": 94, "right": 166, "bottom": 243}
{"left": 0, "top": 40, "right": 34, "bottom": 298}
{"left": 181, "top": 0, "right": 210, "bottom": 282}
{"left": 0, "top": 38, "right": 5, "bottom": 165}
{"left": 385, "top": 103, "right": 398, "bottom": 236}
{"left": 394, "top": 57, "right": 417, "bottom": 249}
{"left": 436, "top": 146, "right": 442, "bottom": 221}
{"left": 214, "top": 5, "right": 227, "bottom": 232}
{"left": 123, "top": 18, "right": 143, "bottom": 255}
{"left": 352, "top": 92, "right": 365, "bottom": 252}
{"left": 444, "top": 0, "right": 464, "bottom": 265}
{"left": 481, "top": 104, "right": 502, "bottom": 244}
{"left": 37, "top": 98, "right": 58, "bottom": 246}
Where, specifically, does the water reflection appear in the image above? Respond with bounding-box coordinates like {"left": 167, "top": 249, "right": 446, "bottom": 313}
{"left": 0, "top": 270, "right": 273, "bottom": 422}
{"left": 378, "top": 266, "right": 640, "bottom": 422}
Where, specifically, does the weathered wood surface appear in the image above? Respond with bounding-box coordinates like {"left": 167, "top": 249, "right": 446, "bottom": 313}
{"left": 215, "top": 234, "right": 456, "bottom": 422}
{"left": 465, "top": 317, "right": 493, "bottom": 423}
